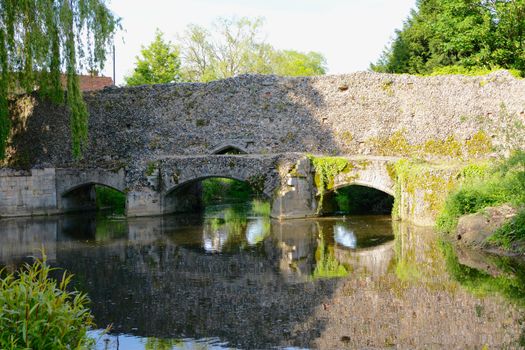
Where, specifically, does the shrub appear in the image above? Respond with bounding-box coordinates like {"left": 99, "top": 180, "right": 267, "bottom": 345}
{"left": 436, "top": 151, "right": 525, "bottom": 234}
{"left": 487, "top": 209, "right": 525, "bottom": 250}
{"left": 0, "top": 254, "right": 95, "bottom": 350}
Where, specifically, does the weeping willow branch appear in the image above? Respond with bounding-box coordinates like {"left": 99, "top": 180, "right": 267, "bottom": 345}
{"left": 0, "top": 0, "right": 119, "bottom": 160}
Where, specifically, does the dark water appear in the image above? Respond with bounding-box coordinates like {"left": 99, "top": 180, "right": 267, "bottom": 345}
{"left": 1, "top": 204, "right": 525, "bottom": 349}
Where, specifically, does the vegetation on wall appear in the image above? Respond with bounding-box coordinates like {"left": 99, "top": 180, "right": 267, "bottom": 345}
{"left": 0, "top": 0, "right": 119, "bottom": 159}
{"left": 0, "top": 254, "right": 96, "bottom": 349}
{"left": 371, "top": 0, "right": 525, "bottom": 76}
{"left": 307, "top": 155, "right": 350, "bottom": 213}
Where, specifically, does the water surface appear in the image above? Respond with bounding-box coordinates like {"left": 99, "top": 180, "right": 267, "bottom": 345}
{"left": 1, "top": 205, "right": 524, "bottom": 349}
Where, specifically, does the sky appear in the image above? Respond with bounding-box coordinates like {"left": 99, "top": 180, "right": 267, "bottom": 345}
{"left": 102, "top": 0, "right": 417, "bottom": 85}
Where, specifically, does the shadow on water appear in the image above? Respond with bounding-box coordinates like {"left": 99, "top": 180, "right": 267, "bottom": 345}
{"left": 2, "top": 209, "right": 525, "bottom": 349}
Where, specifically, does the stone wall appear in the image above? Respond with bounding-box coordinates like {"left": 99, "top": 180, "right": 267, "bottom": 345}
{"left": 0, "top": 168, "right": 57, "bottom": 217}
{"left": 5, "top": 71, "right": 525, "bottom": 171}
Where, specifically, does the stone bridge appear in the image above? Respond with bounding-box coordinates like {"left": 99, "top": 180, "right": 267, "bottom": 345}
{"left": 0, "top": 153, "right": 396, "bottom": 219}
{"left": 1, "top": 71, "right": 524, "bottom": 224}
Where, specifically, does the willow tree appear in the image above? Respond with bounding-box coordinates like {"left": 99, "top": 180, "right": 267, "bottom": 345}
{"left": 0, "top": 0, "right": 119, "bottom": 159}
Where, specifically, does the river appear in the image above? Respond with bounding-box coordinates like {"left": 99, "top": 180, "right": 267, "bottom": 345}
{"left": 1, "top": 203, "right": 525, "bottom": 349}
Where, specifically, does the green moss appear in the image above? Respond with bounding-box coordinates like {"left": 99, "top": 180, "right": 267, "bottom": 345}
{"left": 196, "top": 119, "right": 209, "bottom": 127}
{"left": 369, "top": 129, "right": 492, "bottom": 159}
{"left": 145, "top": 161, "right": 157, "bottom": 176}
{"left": 307, "top": 155, "right": 350, "bottom": 213}
{"left": 381, "top": 80, "right": 394, "bottom": 96}
{"left": 338, "top": 131, "right": 354, "bottom": 144}
{"left": 466, "top": 131, "right": 493, "bottom": 157}
{"left": 423, "top": 135, "right": 462, "bottom": 157}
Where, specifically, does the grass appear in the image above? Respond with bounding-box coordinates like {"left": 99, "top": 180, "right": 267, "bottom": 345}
{"left": 0, "top": 253, "right": 97, "bottom": 349}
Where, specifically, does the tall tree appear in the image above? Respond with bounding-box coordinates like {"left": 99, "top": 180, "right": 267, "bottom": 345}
{"left": 0, "top": 0, "right": 119, "bottom": 159}
{"left": 371, "top": 0, "right": 525, "bottom": 75}
{"left": 179, "top": 16, "right": 327, "bottom": 82}
{"left": 125, "top": 29, "right": 182, "bottom": 86}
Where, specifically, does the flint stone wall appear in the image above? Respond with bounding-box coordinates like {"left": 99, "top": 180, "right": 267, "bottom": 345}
{"left": 5, "top": 71, "right": 525, "bottom": 171}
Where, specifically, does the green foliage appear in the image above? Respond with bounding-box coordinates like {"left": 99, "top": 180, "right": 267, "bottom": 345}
{"left": 0, "top": 0, "right": 119, "bottom": 159}
{"left": 308, "top": 155, "right": 350, "bottom": 213}
{"left": 436, "top": 151, "right": 525, "bottom": 234}
{"left": 125, "top": 29, "right": 182, "bottom": 86}
{"left": 95, "top": 186, "right": 126, "bottom": 215}
{"left": 251, "top": 199, "right": 271, "bottom": 217}
{"left": 313, "top": 229, "right": 348, "bottom": 279}
{"left": 371, "top": 0, "right": 525, "bottom": 76}
{"left": 271, "top": 50, "right": 327, "bottom": 76}
{"left": 179, "top": 16, "right": 326, "bottom": 82}
{"left": 202, "top": 178, "right": 253, "bottom": 205}
{"left": 487, "top": 209, "right": 525, "bottom": 250}
{"left": 0, "top": 253, "right": 95, "bottom": 349}
{"left": 439, "top": 240, "right": 525, "bottom": 305}
{"left": 430, "top": 65, "right": 523, "bottom": 78}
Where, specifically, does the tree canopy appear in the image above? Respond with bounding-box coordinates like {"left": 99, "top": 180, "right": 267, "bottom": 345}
{"left": 125, "top": 17, "right": 327, "bottom": 85}
{"left": 371, "top": 0, "right": 525, "bottom": 75}
{"left": 0, "top": 0, "right": 119, "bottom": 159}
{"left": 125, "top": 29, "right": 182, "bottom": 86}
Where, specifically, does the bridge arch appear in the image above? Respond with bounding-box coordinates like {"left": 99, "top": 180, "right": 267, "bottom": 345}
{"left": 162, "top": 174, "right": 271, "bottom": 214}
{"left": 55, "top": 169, "right": 126, "bottom": 213}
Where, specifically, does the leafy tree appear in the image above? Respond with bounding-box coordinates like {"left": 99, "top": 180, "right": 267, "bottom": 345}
{"left": 371, "top": 0, "right": 525, "bottom": 75}
{"left": 0, "top": 0, "right": 119, "bottom": 159}
{"left": 125, "top": 29, "right": 182, "bottom": 86}
{"left": 179, "top": 16, "right": 327, "bottom": 82}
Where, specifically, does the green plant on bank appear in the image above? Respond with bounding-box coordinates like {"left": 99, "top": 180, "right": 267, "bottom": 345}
{"left": 487, "top": 210, "right": 525, "bottom": 251}
{"left": 0, "top": 253, "right": 96, "bottom": 350}
{"left": 436, "top": 151, "right": 525, "bottom": 240}
{"left": 307, "top": 155, "right": 350, "bottom": 213}
{"left": 312, "top": 228, "right": 348, "bottom": 279}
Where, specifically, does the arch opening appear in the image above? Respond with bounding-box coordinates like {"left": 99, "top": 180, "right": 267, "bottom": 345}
{"left": 320, "top": 184, "right": 394, "bottom": 216}
{"left": 61, "top": 183, "right": 126, "bottom": 215}
{"left": 163, "top": 176, "right": 269, "bottom": 215}
{"left": 211, "top": 145, "right": 247, "bottom": 155}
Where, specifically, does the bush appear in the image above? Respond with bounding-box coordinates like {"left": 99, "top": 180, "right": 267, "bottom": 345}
{"left": 487, "top": 209, "right": 525, "bottom": 250}
{"left": 0, "top": 254, "right": 95, "bottom": 350}
{"left": 436, "top": 151, "right": 525, "bottom": 234}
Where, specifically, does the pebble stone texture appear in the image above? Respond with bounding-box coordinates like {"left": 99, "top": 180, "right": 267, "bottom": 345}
{"left": 2, "top": 71, "right": 525, "bottom": 219}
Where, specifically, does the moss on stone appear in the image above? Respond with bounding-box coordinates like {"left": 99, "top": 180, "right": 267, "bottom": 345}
{"left": 466, "top": 131, "right": 493, "bottom": 157}
{"left": 368, "top": 129, "right": 492, "bottom": 160}
{"left": 307, "top": 155, "right": 350, "bottom": 213}
{"left": 145, "top": 161, "right": 157, "bottom": 176}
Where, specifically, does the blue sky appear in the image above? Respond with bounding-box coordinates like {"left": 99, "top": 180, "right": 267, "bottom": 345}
{"left": 103, "top": 0, "right": 416, "bottom": 84}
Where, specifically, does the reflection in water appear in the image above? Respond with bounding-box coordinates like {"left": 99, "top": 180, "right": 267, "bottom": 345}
{"left": 333, "top": 224, "right": 356, "bottom": 249}
{"left": 1, "top": 209, "right": 525, "bottom": 349}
